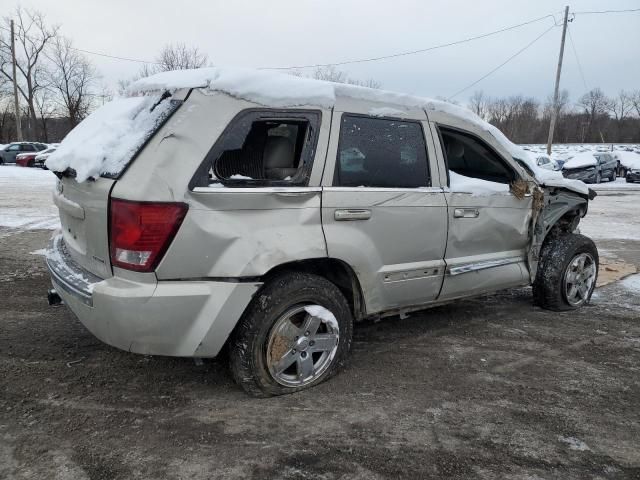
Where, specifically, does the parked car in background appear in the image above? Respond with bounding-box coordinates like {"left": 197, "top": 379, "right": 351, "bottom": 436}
{"left": 0, "top": 142, "right": 48, "bottom": 164}
{"left": 45, "top": 68, "right": 598, "bottom": 397}
{"left": 562, "top": 152, "right": 616, "bottom": 183}
{"left": 34, "top": 147, "right": 57, "bottom": 168}
{"left": 594, "top": 152, "right": 617, "bottom": 181}
{"left": 613, "top": 151, "right": 640, "bottom": 183}
{"left": 533, "top": 154, "right": 560, "bottom": 171}
{"left": 15, "top": 151, "right": 39, "bottom": 167}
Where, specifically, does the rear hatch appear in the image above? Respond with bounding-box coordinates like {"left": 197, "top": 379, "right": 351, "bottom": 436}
{"left": 47, "top": 92, "right": 181, "bottom": 279}
{"left": 53, "top": 177, "right": 115, "bottom": 278}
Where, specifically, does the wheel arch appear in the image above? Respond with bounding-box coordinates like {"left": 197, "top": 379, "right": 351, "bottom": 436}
{"left": 260, "top": 257, "right": 366, "bottom": 321}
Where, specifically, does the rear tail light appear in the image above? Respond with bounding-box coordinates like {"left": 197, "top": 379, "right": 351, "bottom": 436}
{"left": 109, "top": 198, "right": 188, "bottom": 272}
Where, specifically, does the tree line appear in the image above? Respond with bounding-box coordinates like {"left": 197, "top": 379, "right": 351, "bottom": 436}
{"left": 1, "top": 6, "right": 638, "bottom": 145}
{"left": 467, "top": 88, "right": 640, "bottom": 144}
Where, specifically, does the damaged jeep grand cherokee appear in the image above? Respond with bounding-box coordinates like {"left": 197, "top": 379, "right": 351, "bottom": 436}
{"left": 45, "top": 67, "right": 598, "bottom": 397}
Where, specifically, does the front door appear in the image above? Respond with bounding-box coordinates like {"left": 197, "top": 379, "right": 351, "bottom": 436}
{"left": 436, "top": 126, "right": 532, "bottom": 300}
{"left": 321, "top": 111, "right": 448, "bottom": 315}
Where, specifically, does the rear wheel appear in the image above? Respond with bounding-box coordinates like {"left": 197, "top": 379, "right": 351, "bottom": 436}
{"left": 229, "top": 272, "right": 353, "bottom": 397}
{"left": 533, "top": 233, "right": 598, "bottom": 311}
{"left": 610, "top": 170, "right": 616, "bottom": 181}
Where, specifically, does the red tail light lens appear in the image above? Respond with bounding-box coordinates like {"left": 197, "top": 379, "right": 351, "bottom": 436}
{"left": 109, "top": 198, "right": 188, "bottom": 272}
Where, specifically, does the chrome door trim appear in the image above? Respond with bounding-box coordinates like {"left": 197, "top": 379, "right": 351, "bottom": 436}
{"left": 192, "top": 186, "right": 323, "bottom": 194}
{"left": 323, "top": 186, "right": 444, "bottom": 193}
{"left": 447, "top": 256, "right": 524, "bottom": 276}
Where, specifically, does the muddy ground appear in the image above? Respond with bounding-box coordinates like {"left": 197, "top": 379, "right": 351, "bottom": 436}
{"left": 1, "top": 228, "right": 639, "bottom": 480}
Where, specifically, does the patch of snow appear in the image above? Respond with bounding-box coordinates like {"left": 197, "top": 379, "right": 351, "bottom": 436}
{"left": 449, "top": 171, "right": 509, "bottom": 195}
{"left": 46, "top": 94, "right": 174, "bottom": 182}
{"left": 229, "top": 174, "right": 253, "bottom": 180}
{"left": 206, "top": 182, "right": 226, "bottom": 188}
{"left": 559, "top": 436, "right": 591, "bottom": 451}
{"left": 368, "top": 107, "right": 406, "bottom": 117}
{"left": 0, "top": 166, "right": 59, "bottom": 232}
{"left": 563, "top": 153, "right": 597, "bottom": 169}
{"left": 621, "top": 274, "right": 640, "bottom": 294}
{"left": 30, "top": 248, "right": 47, "bottom": 256}
{"left": 305, "top": 305, "right": 339, "bottom": 330}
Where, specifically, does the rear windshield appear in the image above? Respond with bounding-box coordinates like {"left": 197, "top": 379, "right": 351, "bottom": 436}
{"left": 45, "top": 93, "right": 179, "bottom": 182}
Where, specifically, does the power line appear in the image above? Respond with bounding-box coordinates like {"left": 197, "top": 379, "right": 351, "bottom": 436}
{"left": 567, "top": 25, "right": 588, "bottom": 91}
{"left": 259, "top": 14, "right": 558, "bottom": 70}
{"left": 448, "top": 24, "right": 557, "bottom": 100}
{"left": 0, "top": 24, "right": 159, "bottom": 65}
{"left": 573, "top": 8, "right": 640, "bottom": 15}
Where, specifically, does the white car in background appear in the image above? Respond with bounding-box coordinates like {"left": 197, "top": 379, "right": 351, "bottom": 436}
{"left": 34, "top": 147, "right": 57, "bottom": 169}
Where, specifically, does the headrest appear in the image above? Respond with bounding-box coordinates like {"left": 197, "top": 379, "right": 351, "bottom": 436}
{"left": 264, "top": 136, "right": 295, "bottom": 169}
{"left": 447, "top": 141, "right": 465, "bottom": 159}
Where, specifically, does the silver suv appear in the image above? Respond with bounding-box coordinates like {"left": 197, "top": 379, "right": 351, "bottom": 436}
{"left": 45, "top": 69, "right": 598, "bottom": 396}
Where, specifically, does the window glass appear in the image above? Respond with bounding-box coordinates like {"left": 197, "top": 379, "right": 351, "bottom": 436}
{"left": 7, "top": 144, "right": 20, "bottom": 151}
{"left": 335, "top": 115, "right": 429, "bottom": 188}
{"left": 439, "top": 128, "right": 515, "bottom": 184}
{"left": 21, "top": 145, "right": 35, "bottom": 152}
{"left": 212, "top": 119, "right": 310, "bottom": 183}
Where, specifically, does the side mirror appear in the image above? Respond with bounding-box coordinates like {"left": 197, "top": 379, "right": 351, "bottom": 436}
{"left": 536, "top": 159, "right": 545, "bottom": 166}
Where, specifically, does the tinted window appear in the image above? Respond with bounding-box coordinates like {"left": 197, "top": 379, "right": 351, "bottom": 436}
{"left": 21, "top": 145, "right": 35, "bottom": 152}
{"left": 439, "top": 128, "right": 515, "bottom": 184}
{"left": 335, "top": 115, "right": 429, "bottom": 188}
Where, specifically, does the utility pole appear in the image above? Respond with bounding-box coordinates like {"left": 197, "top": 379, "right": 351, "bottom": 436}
{"left": 546, "top": 5, "right": 569, "bottom": 155}
{"left": 10, "top": 20, "right": 23, "bottom": 141}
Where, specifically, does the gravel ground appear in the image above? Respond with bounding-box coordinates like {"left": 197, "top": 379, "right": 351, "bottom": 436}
{"left": 1, "top": 227, "right": 639, "bottom": 480}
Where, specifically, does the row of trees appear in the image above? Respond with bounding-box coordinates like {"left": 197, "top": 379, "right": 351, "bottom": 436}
{"left": 0, "top": 7, "right": 638, "bottom": 145}
{"left": 467, "top": 88, "right": 640, "bottom": 144}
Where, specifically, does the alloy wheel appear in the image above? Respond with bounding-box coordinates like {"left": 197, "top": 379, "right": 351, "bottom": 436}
{"left": 563, "top": 253, "right": 597, "bottom": 307}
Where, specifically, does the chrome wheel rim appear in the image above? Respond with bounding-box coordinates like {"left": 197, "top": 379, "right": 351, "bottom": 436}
{"left": 266, "top": 304, "right": 340, "bottom": 387}
{"left": 563, "top": 253, "right": 597, "bottom": 307}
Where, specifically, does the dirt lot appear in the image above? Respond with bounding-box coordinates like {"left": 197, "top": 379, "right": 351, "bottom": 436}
{"left": 0, "top": 225, "right": 639, "bottom": 480}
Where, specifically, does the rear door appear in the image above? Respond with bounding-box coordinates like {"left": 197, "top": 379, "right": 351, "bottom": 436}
{"left": 321, "top": 108, "right": 448, "bottom": 315}
{"left": 435, "top": 126, "right": 531, "bottom": 300}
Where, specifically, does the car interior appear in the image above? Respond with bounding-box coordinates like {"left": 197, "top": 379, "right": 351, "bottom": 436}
{"left": 440, "top": 128, "right": 515, "bottom": 184}
{"left": 213, "top": 120, "right": 309, "bottom": 181}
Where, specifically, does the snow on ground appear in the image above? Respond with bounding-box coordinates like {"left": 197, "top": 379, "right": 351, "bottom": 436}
{"left": 621, "top": 274, "right": 640, "bottom": 294}
{"left": 580, "top": 190, "right": 640, "bottom": 240}
{"left": 0, "top": 166, "right": 59, "bottom": 235}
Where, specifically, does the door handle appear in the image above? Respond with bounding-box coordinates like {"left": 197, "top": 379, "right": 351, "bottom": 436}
{"left": 453, "top": 208, "right": 479, "bottom": 218}
{"left": 334, "top": 209, "right": 372, "bottom": 221}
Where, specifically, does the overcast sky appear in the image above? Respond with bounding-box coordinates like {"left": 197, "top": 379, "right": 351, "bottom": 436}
{"left": 15, "top": 0, "right": 640, "bottom": 104}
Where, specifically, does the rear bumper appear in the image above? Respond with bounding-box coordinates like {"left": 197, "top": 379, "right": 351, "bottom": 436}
{"left": 46, "top": 234, "right": 261, "bottom": 357}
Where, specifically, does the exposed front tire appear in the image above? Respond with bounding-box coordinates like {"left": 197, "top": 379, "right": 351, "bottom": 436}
{"left": 533, "top": 233, "right": 599, "bottom": 311}
{"left": 229, "top": 272, "right": 353, "bottom": 397}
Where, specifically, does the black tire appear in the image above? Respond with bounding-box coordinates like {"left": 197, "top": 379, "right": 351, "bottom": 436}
{"left": 610, "top": 170, "right": 617, "bottom": 181}
{"left": 627, "top": 177, "right": 633, "bottom": 183}
{"left": 229, "top": 272, "right": 353, "bottom": 397}
{"left": 533, "top": 233, "right": 599, "bottom": 311}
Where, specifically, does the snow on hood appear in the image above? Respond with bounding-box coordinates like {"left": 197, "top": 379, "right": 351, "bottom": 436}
{"left": 563, "top": 153, "right": 597, "bottom": 170}
{"left": 46, "top": 94, "right": 174, "bottom": 182}
{"left": 614, "top": 151, "right": 640, "bottom": 170}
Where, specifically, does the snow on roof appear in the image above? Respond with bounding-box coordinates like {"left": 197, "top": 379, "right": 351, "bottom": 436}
{"left": 47, "top": 66, "right": 592, "bottom": 195}
{"left": 46, "top": 94, "right": 174, "bottom": 182}
{"left": 614, "top": 151, "right": 640, "bottom": 169}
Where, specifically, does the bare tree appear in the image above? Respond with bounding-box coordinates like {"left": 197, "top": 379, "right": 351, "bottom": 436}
{"left": 607, "top": 90, "right": 632, "bottom": 123}
{"left": 312, "top": 65, "right": 381, "bottom": 89}
{"left": 632, "top": 90, "right": 640, "bottom": 118}
{"left": 156, "top": 43, "right": 209, "bottom": 71}
{"left": 468, "top": 90, "right": 488, "bottom": 119}
{"left": 577, "top": 88, "right": 611, "bottom": 142}
{"left": 47, "top": 35, "right": 97, "bottom": 126}
{"left": 0, "top": 7, "right": 59, "bottom": 139}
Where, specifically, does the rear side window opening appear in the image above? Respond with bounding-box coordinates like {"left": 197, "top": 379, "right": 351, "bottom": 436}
{"left": 193, "top": 109, "right": 321, "bottom": 188}
{"left": 438, "top": 126, "right": 517, "bottom": 185}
